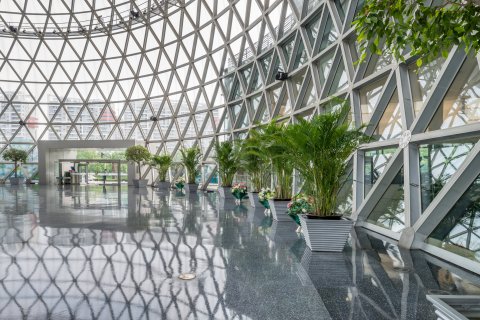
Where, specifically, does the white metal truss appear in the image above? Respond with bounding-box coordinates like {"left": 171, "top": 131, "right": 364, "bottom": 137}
{"left": 1, "top": 0, "right": 480, "bottom": 273}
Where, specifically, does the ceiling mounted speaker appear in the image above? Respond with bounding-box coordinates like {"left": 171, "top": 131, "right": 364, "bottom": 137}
{"left": 275, "top": 71, "right": 288, "bottom": 81}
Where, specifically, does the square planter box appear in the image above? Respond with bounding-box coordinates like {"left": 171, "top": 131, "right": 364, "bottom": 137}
{"left": 300, "top": 215, "right": 353, "bottom": 252}
{"left": 156, "top": 181, "right": 170, "bottom": 190}
{"left": 427, "top": 295, "right": 480, "bottom": 320}
{"left": 268, "top": 199, "right": 292, "bottom": 222}
{"left": 218, "top": 186, "right": 235, "bottom": 200}
{"left": 9, "top": 177, "right": 25, "bottom": 185}
{"left": 184, "top": 183, "right": 199, "bottom": 193}
{"left": 248, "top": 192, "right": 261, "bottom": 207}
{"left": 133, "top": 179, "right": 148, "bottom": 188}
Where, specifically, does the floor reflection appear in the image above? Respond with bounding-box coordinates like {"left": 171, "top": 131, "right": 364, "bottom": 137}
{"left": 0, "top": 185, "right": 479, "bottom": 320}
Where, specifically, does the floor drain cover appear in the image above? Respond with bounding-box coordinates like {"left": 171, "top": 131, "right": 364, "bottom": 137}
{"left": 178, "top": 273, "right": 196, "bottom": 280}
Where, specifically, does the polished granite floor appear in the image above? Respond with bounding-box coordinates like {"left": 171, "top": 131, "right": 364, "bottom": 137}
{"left": 0, "top": 185, "right": 479, "bottom": 320}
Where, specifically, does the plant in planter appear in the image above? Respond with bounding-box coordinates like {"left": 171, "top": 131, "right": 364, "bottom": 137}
{"left": 250, "top": 121, "right": 294, "bottom": 221}
{"left": 258, "top": 187, "right": 274, "bottom": 215}
{"left": 214, "top": 140, "right": 241, "bottom": 199}
{"left": 152, "top": 154, "right": 172, "bottom": 190}
{"left": 231, "top": 182, "right": 248, "bottom": 204}
{"left": 287, "top": 195, "right": 314, "bottom": 233}
{"left": 240, "top": 135, "right": 270, "bottom": 207}
{"left": 2, "top": 148, "right": 28, "bottom": 185}
{"left": 284, "top": 102, "right": 368, "bottom": 251}
{"left": 175, "top": 177, "right": 185, "bottom": 190}
{"left": 125, "top": 145, "right": 151, "bottom": 188}
{"left": 179, "top": 146, "right": 202, "bottom": 193}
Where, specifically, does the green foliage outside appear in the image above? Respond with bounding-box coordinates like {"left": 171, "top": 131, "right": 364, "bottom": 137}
{"left": 214, "top": 140, "right": 241, "bottom": 187}
{"left": 125, "top": 145, "right": 152, "bottom": 178}
{"left": 2, "top": 148, "right": 28, "bottom": 178}
{"left": 353, "top": 0, "right": 480, "bottom": 66}
{"left": 283, "top": 102, "right": 368, "bottom": 216}
{"left": 152, "top": 154, "right": 172, "bottom": 182}
{"left": 75, "top": 150, "right": 128, "bottom": 179}
{"left": 180, "top": 146, "right": 202, "bottom": 184}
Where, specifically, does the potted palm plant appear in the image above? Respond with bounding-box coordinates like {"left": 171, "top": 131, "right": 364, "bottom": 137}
{"left": 180, "top": 146, "right": 202, "bottom": 193}
{"left": 284, "top": 103, "right": 367, "bottom": 251}
{"left": 152, "top": 154, "right": 172, "bottom": 190}
{"left": 3, "top": 148, "right": 28, "bottom": 185}
{"left": 125, "top": 145, "right": 151, "bottom": 188}
{"left": 252, "top": 121, "right": 294, "bottom": 221}
{"left": 240, "top": 135, "right": 270, "bottom": 208}
{"left": 214, "top": 140, "right": 241, "bottom": 200}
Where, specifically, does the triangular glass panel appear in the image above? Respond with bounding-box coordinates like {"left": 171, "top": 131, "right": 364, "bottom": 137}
{"left": 89, "top": 126, "right": 102, "bottom": 140}
{"left": 76, "top": 108, "right": 94, "bottom": 123}
{"left": 109, "top": 126, "right": 123, "bottom": 140}
{"left": 317, "top": 51, "right": 335, "bottom": 85}
{"left": 428, "top": 55, "right": 480, "bottom": 131}
{"left": 260, "top": 25, "right": 274, "bottom": 52}
{"left": 291, "top": 69, "right": 307, "bottom": 100}
{"left": 231, "top": 77, "right": 244, "bottom": 100}
{"left": 51, "top": 107, "right": 71, "bottom": 123}
{"left": 118, "top": 123, "right": 135, "bottom": 138}
{"left": 250, "top": 67, "right": 263, "bottom": 92}
{"left": 409, "top": 56, "right": 447, "bottom": 115}
{"left": 328, "top": 59, "right": 349, "bottom": 95}
{"left": 292, "top": 40, "right": 308, "bottom": 69}
{"left": 149, "top": 124, "right": 163, "bottom": 140}
{"left": 12, "top": 126, "right": 34, "bottom": 143}
{"left": 419, "top": 138, "right": 477, "bottom": 212}
{"left": 222, "top": 75, "right": 234, "bottom": 98}
{"left": 364, "top": 147, "right": 398, "bottom": 196}
{"left": 259, "top": 53, "right": 273, "bottom": 78}
{"left": 335, "top": 0, "right": 350, "bottom": 21}
{"left": 130, "top": 125, "right": 145, "bottom": 140}
{"left": 183, "top": 119, "right": 197, "bottom": 138}
{"left": 299, "top": 78, "right": 316, "bottom": 109}
{"left": 231, "top": 103, "right": 243, "bottom": 123}
{"left": 359, "top": 77, "right": 387, "bottom": 124}
{"left": 305, "top": 15, "right": 321, "bottom": 47}
{"left": 240, "top": 65, "right": 253, "bottom": 88}
{"left": 98, "top": 124, "right": 114, "bottom": 139}
{"left": 365, "top": 51, "right": 394, "bottom": 77}
{"left": 282, "top": 36, "right": 296, "bottom": 65}
{"left": 235, "top": 105, "right": 250, "bottom": 129}
{"left": 76, "top": 124, "right": 93, "bottom": 140}
{"left": 66, "top": 127, "right": 80, "bottom": 140}
{"left": 277, "top": 86, "right": 293, "bottom": 117}
{"left": 367, "top": 166, "right": 405, "bottom": 232}
{"left": 372, "top": 89, "right": 403, "bottom": 141}
{"left": 195, "top": 112, "right": 207, "bottom": 131}
{"left": 319, "top": 14, "right": 338, "bottom": 52}
{"left": 167, "top": 123, "right": 179, "bottom": 140}
{"left": 427, "top": 171, "right": 480, "bottom": 263}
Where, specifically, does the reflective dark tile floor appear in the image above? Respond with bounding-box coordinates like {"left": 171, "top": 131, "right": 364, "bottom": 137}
{"left": 0, "top": 185, "right": 479, "bottom": 320}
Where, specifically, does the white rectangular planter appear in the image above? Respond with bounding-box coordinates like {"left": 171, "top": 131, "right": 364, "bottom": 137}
{"left": 300, "top": 215, "right": 353, "bottom": 252}
{"left": 184, "top": 183, "right": 199, "bottom": 193}
{"left": 218, "top": 186, "right": 235, "bottom": 200}
{"left": 133, "top": 179, "right": 148, "bottom": 188}
{"left": 248, "top": 192, "right": 260, "bottom": 207}
{"left": 427, "top": 295, "right": 480, "bottom": 320}
{"left": 268, "top": 199, "right": 291, "bottom": 222}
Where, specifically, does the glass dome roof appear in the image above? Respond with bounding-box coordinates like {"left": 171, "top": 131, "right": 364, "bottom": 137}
{"left": 0, "top": 0, "right": 285, "bottom": 152}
